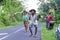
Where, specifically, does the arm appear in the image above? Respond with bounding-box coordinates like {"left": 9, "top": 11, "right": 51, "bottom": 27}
{"left": 14, "top": 12, "right": 22, "bottom": 15}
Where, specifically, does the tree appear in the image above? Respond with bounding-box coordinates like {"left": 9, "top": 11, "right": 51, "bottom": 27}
{"left": 0, "top": 0, "right": 23, "bottom": 26}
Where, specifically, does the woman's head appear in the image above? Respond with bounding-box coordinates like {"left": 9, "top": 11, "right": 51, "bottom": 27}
{"left": 23, "top": 10, "right": 27, "bottom": 15}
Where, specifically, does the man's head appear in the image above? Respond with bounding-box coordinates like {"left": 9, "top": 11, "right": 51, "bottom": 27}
{"left": 29, "top": 9, "right": 36, "bottom": 15}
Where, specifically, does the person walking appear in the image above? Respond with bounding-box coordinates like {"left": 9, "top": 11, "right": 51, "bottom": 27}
{"left": 14, "top": 10, "right": 29, "bottom": 32}
{"left": 22, "top": 11, "right": 29, "bottom": 32}
{"left": 29, "top": 9, "right": 39, "bottom": 37}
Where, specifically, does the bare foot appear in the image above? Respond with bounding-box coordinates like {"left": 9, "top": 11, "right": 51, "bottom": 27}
{"left": 26, "top": 31, "right": 28, "bottom": 32}
{"left": 29, "top": 34, "right": 33, "bottom": 37}
{"left": 33, "top": 35, "right": 37, "bottom": 38}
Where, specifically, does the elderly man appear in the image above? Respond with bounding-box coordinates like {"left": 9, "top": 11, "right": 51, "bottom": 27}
{"left": 29, "top": 9, "right": 40, "bottom": 37}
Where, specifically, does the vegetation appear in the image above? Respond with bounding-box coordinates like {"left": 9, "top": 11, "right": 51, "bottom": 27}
{"left": 0, "top": 0, "right": 23, "bottom": 28}
{"left": 39, "top": 0, "right": 60, "bottom": 23}
{"left": 38, "top": 0, "right": 60, "bottom": 40}
{"left": 42, "top": 23, "right": 58, "bottom": 40}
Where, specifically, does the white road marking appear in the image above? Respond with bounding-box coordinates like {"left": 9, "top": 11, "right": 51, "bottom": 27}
{"left": 0, "top": 27, "right": 24, "bottom": 40}
{"left": 14, "top": 27, "right": 24, "bottom": 33}
{"left": 0, "top": 33, "right": 8, "bottom": 36}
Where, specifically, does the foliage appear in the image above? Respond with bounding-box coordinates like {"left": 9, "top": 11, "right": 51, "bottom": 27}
{"left": 42, "top": 23, "right": 58, "bottom": 40}
{"left": 39, "top": 0, "right": 60, "bottom": 22}
{"left": 0, "top": 0, "right": 23, "bottom": 26}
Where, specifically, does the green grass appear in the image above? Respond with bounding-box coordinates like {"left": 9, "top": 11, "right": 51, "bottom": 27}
{"left": 42, "top": 23, "right": 58, "bottom": 40}
{"left": 0, "top": 21, "right": 23, "bottom": 30}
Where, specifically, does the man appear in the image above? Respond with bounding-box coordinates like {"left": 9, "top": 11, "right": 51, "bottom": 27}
{"left": 29, "top": 9, "right": 39, "bottom": 37}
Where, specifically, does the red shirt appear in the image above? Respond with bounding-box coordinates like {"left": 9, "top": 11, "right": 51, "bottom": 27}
{"left": 47, "top": 15, "right": 53, "bottom": 22}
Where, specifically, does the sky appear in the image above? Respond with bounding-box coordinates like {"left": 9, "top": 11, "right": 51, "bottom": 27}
{"left": 20, "top": 0, "right": 41, "bottom": 12}
{"left": 19, "top": 0, "right": 50, "bottom": 12}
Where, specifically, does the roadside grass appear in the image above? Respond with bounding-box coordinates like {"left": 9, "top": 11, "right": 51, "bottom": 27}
{"left": 0, "top": 21, "right": 23, "bottom": 30}
{"left": 42, "top": 23, "right": 58, "bottom": 40}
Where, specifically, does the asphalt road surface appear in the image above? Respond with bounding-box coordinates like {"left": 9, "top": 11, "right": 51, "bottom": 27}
{"left": 0, "top": 23, "right": 42, "bottom": 40}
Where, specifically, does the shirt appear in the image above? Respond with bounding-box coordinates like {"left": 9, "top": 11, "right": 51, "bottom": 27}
{"left": 29, "top": 13, "right": 38, "bottom": 23}
{"left": 47, "top": 15, "right": 53, "bottom": 22}
{"left": 22, "top": 14, "right": 29, "bottom": 21}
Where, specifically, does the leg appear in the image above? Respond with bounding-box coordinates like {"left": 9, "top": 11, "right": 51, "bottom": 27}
{"left": 24, "top": 21, "right": 28, "bottom": 32}
{"left": 25, "top": 21, "right": 28, "bottom": 32}
{"left": 29, "top": 23, "right": 33, "bottom": 37}
{"left": 29, "top": 27, "right": 33, "bottom": 36}
{"left": 34, "top": 25, "right": 37, "bottom": 35}
{"left": 48, "top": 23, "right": 50, "bottom": 30}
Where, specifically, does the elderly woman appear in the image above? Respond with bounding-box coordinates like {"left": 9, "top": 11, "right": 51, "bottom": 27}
{"left": 22, "top": 11, "right": 29, "bottom": 32}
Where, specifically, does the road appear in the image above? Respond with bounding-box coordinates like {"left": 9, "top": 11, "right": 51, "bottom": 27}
{"left": 0, "top": 23, "right": 42, "bottom": 40}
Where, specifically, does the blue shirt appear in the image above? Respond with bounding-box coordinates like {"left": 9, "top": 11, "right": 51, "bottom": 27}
{"left": 22, "top": 14, "right": 29, "bottom": 21}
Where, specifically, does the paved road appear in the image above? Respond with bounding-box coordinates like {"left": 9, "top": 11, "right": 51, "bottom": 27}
{"left": 0, "top": 23, "right": 42, "bottom": 40}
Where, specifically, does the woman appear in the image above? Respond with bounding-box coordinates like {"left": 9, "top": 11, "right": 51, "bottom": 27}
{"left": 47, "top": 12, "right": 53, "bottom": 30}
{"left": 22, "top": 11, "right": 29, "bottom": 32}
